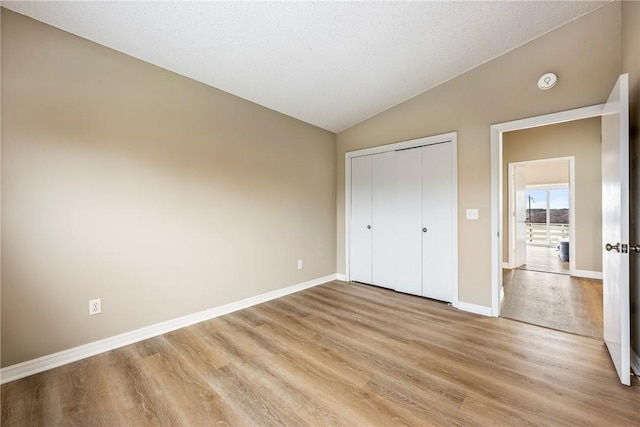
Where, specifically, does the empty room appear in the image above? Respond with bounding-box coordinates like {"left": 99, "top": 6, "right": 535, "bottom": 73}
{"left": 2, "top": 1, "right": 640, "bottom": 425}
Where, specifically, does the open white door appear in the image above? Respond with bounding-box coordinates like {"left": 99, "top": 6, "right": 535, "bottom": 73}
{"left": 513, "top": 166, "right": 527, "bottom": 268}
{"left": 601, "top": 74, "right": 630, "bottom": 386}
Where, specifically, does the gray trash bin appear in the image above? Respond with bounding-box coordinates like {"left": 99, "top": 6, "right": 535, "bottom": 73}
{"left": 558, "top": 239, "right": 569, "bottom": 262}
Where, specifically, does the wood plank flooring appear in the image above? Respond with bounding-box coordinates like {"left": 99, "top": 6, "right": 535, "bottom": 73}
{"left": 501, "top": 269, "right": 603, "bottom": 339}
{"left": 518, "top": 245, "right": 570, "bottom": 275}
{"left": 2, "top": 281, "right": 639, "bottom": 426}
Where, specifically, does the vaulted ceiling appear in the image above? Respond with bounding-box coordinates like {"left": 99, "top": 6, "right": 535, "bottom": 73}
{"left": 1, "top": 1, "right": 609, "bottom": 132}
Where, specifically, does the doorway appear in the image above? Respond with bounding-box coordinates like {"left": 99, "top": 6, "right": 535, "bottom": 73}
{"left": 507, "top": 158, "right": 573, "bottom": 276}
{"left": 491, "top": 75, "right": 632, "bottom": 386}
{"left": 491, "top": 107, "right": 605, "bottom": 340}
{"left": 521, "top": 185, "right": 570, "bottom": 274}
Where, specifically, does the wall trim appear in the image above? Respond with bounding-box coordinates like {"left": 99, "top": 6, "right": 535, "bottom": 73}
{"left": 457, "top": 301, "right": 493, "bottom": 317}
{"left": 0, "top": 274, "right": 337, "bottom": 385}
{"left": 336, "top": 274, "right": 346, "bottom": 282}
{"left": 631, "top": 348, "right": 640, "bottom": 376}
{"left": 502, "top": 262, "right": 510, "bottom": 269}
{"left": 572, "top": 269, "right": 603, "bottom": 280}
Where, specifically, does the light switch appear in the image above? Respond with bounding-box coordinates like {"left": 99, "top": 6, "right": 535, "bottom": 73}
{"left": 466, "top": 209, "right": 479, "bottom": 220}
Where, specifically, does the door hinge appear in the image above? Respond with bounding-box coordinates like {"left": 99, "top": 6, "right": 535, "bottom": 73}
{"left": 622, "top": 244, "right": 628, "bottom": 253}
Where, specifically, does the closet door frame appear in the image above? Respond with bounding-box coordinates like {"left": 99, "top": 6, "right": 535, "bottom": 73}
{"left": 345, "top": 132, "right": 459, "bottom": 308}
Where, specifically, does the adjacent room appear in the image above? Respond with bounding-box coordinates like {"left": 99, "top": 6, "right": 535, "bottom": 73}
{"left": 500, "top": 119, "right": 605, "bottom": 339}
{"left": 2, "top": 1, "right": 640, "bottom": 425}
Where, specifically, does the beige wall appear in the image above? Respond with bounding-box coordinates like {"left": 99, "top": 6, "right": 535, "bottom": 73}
{"left": 622, "top": 0, "right": 640, "bottom": 356}
{"left": 3, "top": 1, "right": 637, "bottom": 369}
{"left": 337, "top": 2, "right": 621, "bottom": 307}
{"left": 1, "top": 10, "right": 337, "bottom": 367}
{"left": 501, "top": 118, "right": 602, "bottom": 272}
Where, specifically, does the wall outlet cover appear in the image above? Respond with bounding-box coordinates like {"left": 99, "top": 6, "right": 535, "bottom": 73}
{"left": 89, "top": 298, "right": 102, "bottom": 315}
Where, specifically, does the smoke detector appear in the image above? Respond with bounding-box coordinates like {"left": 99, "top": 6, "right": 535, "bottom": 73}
{"left": 538, "top": 73, "right": 558, "bottom": 90}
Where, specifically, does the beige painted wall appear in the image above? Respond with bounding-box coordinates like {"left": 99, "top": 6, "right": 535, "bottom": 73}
{"left": 1, "top": 10, "right": 337, "bottom": 367}
{"left": 336, "top": 2, "right": 621, "bottom": 307}
{"left": 621, "top": 0, "right": 640, "bottom": 356}
{"left": 501, "top": 118, "right": 602, "bottom": 272}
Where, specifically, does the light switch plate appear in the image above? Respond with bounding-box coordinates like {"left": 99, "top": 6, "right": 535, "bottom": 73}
{"left": 466, "top": 209, "right": 479, "bottom": 220}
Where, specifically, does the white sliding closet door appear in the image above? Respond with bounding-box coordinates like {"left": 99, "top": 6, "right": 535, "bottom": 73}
{"left": 348, "top": 133, "right": 457, "bottom": 304}
{"left": 393, "top": 148, "right": 423, "bottom": 295}
{"left": 350, "top": 155, "right": 373, "bottom": 284}
{"left": 372, "top": 151, "right": 396, "bottom": 289}
{"left": 422, "top": 142, "right": 454, "bottom": 302}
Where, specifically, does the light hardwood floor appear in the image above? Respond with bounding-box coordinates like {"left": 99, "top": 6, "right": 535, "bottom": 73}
{"left": 518, "top": 245, "right": 570, "bottom": 275}
{"left": 501, "top": 269, "right": 603, "bottom": 339}
{"left": 2, "top": 281, "right": 638, "bottom": 426}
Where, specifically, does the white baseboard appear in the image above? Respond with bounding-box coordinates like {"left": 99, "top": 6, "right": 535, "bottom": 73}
{"left": 632, "top": 348, "right": 640, "bottom": 376}
{"left": 0, "top": 274, "right": 337, "bottom": 385}
{"left": 457, "top": 301, "right": 492, "bottom": 317}
{"left": 336, "top": 273, "right": 346, "bottom": 282}
{"left": 571, "top": 269, "right": 603, "bottom": 280}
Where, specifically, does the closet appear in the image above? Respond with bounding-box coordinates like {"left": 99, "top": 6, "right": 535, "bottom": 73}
{"left": 348, "top": 135, "right": 457, "bottom": 303}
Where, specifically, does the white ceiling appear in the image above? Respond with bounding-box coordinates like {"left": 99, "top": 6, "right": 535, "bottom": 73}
{"left": 521, "top": 161, "right": 569, "bottom": 186}
{"left": 1, "top": 1, "right": 609, "bottom": 133}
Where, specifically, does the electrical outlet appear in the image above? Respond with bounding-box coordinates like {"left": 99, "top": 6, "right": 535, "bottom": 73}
{"left": 297, "top": 259, "right": 303, "bottom": 269}
{"left": 89, "top": 298, "right": 102, "bottom": 315}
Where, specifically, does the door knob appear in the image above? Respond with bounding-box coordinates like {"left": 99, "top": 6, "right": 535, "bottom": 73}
{"left": 367, "top": 225, "right": 371, "bottom": 229}
{"left": 631, "top": 245, "right": 640, "bottom": 253}
{"left": 605, "top": 243, "right": 620, "bottom": 252}
{"left": 422, "top": 228, "right": 428, "bottom": 233}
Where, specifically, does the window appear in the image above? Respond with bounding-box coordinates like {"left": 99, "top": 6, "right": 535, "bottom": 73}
{"left": 525, "top": 185, "right": 569, "bottom": 247}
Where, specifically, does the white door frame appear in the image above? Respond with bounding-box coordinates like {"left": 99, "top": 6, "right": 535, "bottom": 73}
{"left": 490, "top": 105, "right": 604, "bottom": 316}
{"left": 345, "top": 131, "right": 458, "bottom": 307}
{"left": 507, "top": 157, "right": 575, "bottom": 275}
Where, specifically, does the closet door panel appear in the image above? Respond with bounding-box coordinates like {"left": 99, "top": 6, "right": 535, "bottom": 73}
{"left": 393, "top": 149, "right": 423, "bottom": 295}
{"left": 350, "top": 155, "right": 373, "bottom": 284}
{"left": 372, "top": 151, "right": 396, "bottom": 289}
{"left": 422, "top": 143, "right": 454, "bottom": 302}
